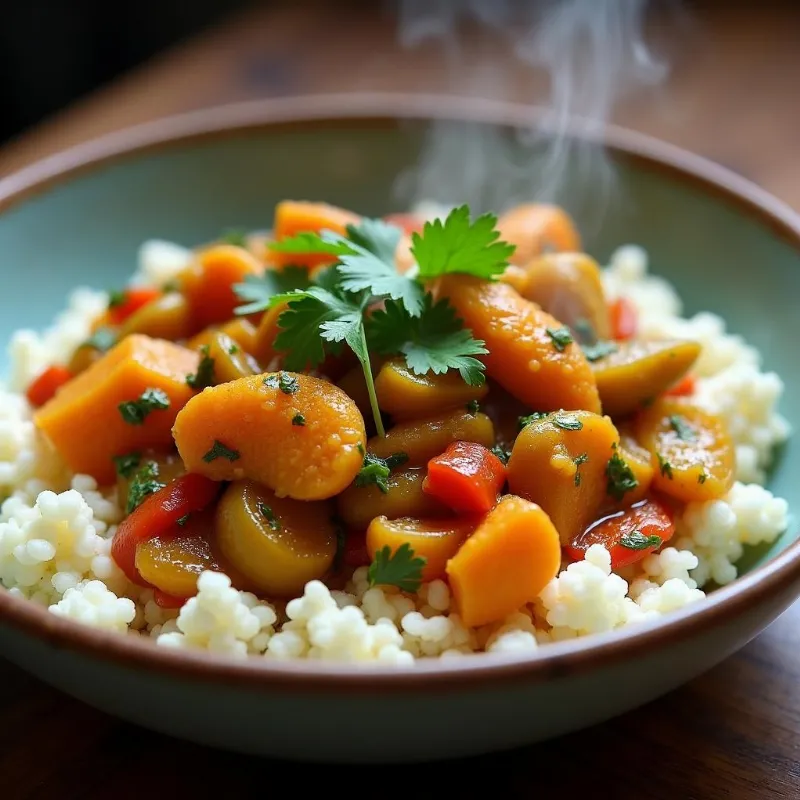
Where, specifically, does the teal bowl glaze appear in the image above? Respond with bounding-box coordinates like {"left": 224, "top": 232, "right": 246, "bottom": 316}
{"left": 0, "top": 95, "right": 798, "bottom": 763}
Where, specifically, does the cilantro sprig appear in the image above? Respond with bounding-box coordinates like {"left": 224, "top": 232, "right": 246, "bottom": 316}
{"left": 355, "top": 451, "right": 409, "bottom": 493}
{"left": 368, "top": 543, "right": 427, "bottom": 592}
{"left": 233, "top": 206, "right": 513, "bottom": 435}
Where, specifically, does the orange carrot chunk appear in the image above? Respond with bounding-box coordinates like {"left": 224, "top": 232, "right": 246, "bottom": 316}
{"left": 564, "top": 497, "right": 675, "bottom": 570}
{"left": 423, "top": 441, "right": 506, "bottom": 515}
{"left": 34, "top": 334, "right": 199, "bottom": 484}
{"left": 610, "top": 297, "right": 638, "bottom": 340}
{"left": 180, "top": 245, "right": 262, "bottom": 328}
{"left": 446, "top": 495, "right": 562, "bottom": 627}
{"left": 271, "top": 201, "right": 361, "bottom": 269}
{"left": 107, "top": 287, "right": 162, "bottom": 325}
{"left": 25, "top": 365, "right": 73, "bottom": 408}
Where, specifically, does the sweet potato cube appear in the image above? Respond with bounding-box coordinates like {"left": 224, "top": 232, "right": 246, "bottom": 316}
{"left": 34, "top": 334, "right": 199, "bottom": 484}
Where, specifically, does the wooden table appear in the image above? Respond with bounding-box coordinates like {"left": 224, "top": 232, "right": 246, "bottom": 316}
{"left": 2, "top": 3, "right": 799, "bottom": 797}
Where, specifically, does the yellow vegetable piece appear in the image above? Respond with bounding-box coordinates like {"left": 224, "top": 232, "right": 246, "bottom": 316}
{"left": 522, "top": 252, "right": 611, "bottom": 340}
{"left": 366, "top": 516, "right": 476, "bottom": 583}
{"left": 173, "top": 372, "right": 366, "bottom": 500}
{"left": 118, "top": 292, "right": 194, "bottom": 342}
{"left": 439, "top": 275, "right": 600, "bottom": 414}
{"left": 446, "top": 495, "right": 561, "bottom": 627}
{"left": 205, "top": 331, "right": 260, "bottom": 384}
{"left": 615, "top": 425, "right": 654, "bottom": 507}
{"left": 507, "top": 410, "right": 620, "bottom": 544}
{"left": 336, "top": 467, "right": 450, "bottom": 531}
{"left": 592, "top": 339, "right": 701, "bottom": 418}
{"left": 367, "top": 409, "right": 495, "bottom": 466}
{"left": 634, "top": 398, "right": 735, "bottom": 502}
{"left": 375, "top": 358, "right": 488, "bottom": 422}
{"left": 216, "top": 480, "right": 337, "bottom": 597}
{"left": 134, "top": 510, "right": 221, "bottom": 598}
{"left": 188, "top": 319, "right": 259, "bottom": 356}
{"left": 337, "top": 364, "right": 374, "bottom": 421}
{"left": 34, "top": 334, "right": 199, "bottom": 484}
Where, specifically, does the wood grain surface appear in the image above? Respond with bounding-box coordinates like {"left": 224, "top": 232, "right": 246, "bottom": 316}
{"left": 1, "top": 2, "right": 799, "bottom": 797}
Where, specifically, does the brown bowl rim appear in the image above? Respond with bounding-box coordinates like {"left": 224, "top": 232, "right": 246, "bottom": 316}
{"left": 0, "top": 92, "right": 799, "bottom": 693}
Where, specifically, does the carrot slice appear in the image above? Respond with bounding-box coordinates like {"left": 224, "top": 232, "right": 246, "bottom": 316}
{"left": 610, "top": 297, "right": 638, "bottom": 340}
{"left": 423, "top": 441, "right": 506, "bottom": 515}
{"left": 564, "top": 497, "right": 675, "bottom": 569}
{"left": 446, "top": 495, "right": 561, "bottom": 627}
{"left": 26, "top": 365, "right": 73, "bottom": 408}
{"left": 111, "top": 473, "right": 220, "bottom": 586}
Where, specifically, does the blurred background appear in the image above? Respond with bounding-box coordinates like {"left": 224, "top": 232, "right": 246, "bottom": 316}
{"left": 0, "top": 0, "right": 797, "bottom": 206}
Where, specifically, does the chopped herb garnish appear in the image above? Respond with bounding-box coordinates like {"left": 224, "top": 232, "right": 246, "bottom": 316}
{"left": 657, "top": 453, "right": 674, "bottom": 479}
{"left": 108, "top": 289, "right": 126, "bottom": 308}
{"left": 126, "top": 462, "right": 165, "bottom": 514}
{"left": 582, "top": 340, "right": 618, "bottom": 362}
{"left": 220, "top": 228, "right": 248, "bottom": 247}
{"left": 573, "top": 452, "right": 589, "bottom": 486}
{"left": 186, "top": 345, "right": 215, "bottom": 390}
{"left": 257, "top": 501, "right": 280, "bottom": 531}
{"left": 698, "top": 472, "right": 708, "bottom": 484}
{"left": 355, "top": 452, "right": 409, "bottom": 493}
{"left": 176, "top": 514, "right": 190, "bottom": 527}
{"left": 113, "top": 452, "right": 141, "bottom": 479}
{"left": 292, "top": 413, "right": 306, "bottom": 426}
{"left": 546, "top": 326, "right": 574, "bottom": 352}
{"left": 118, "top": 388, "right": 170, "bottom": 425}
{"left": 80, "top": 327, "right": 117, "bottom": 353}
{"left": 669, "top": 414, "right": 696, "bottom": 442}
{"left": 368, "top": 543, "right": 427, "bottom": 592}
{"left": 202, "top": 440, "right": 240, "bottom": 463}
{"left": 519, "top": 411, "right": 548, "bottom": 429}
{"left": 619, "top": 530, "right": 662, "bottom": 550}
{"left": 263, "top": 371, "right": 300, "bottom": 395}
{"left": 606, "top": 452, "right": 639, "bottom": 501}
{"left": 465, "top": 399, "right": 480, "bottom": 415}
{"left": 227, "top": 343, "right": 240, "bottom": 355}
{"left": 553, "top": 413, "right": 583, "bottom": 431}
{"left": 491, "top": 444, "right": 511, "bottom": 465}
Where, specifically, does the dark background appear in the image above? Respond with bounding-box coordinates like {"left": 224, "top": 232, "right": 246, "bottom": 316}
{"left": 0, "top": 0, "right": 258, "bottom": 145}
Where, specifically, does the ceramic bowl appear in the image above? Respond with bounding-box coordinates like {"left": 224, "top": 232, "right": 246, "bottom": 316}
{"left": 0, "top": 94, "right": 798, "bottom": 764}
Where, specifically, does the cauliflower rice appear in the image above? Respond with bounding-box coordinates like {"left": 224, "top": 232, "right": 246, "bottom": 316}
{"left": 0, "top": 238, "right": 790, "bottom": 664}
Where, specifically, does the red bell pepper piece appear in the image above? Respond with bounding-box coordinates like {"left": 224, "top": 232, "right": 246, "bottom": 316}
{"left": 610, "top": 296, "right": 638, "bottom": 340}
{"left": 665, "top": 373, "right": 696, "bottom": 397}
{"left": 107, "top": 287, "right": 162, "bottom": 325}
{"left": 111, "top": 473, "right": 220, "bottom": 586}
{"left": 423, "top": 441, "right": 507, "bottom": 515}
{"left": 564, "top": 497, "right": 675, "bottom": 570}
{"left": 25, "top": 365, "right": 73, "bottom": 407}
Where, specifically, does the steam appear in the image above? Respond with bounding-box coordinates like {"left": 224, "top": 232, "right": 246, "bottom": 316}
{"left": 392, "top": 0, "right": 673, "bottom": 230}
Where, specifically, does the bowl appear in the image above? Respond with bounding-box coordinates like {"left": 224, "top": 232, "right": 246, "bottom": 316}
{"left": 0, "top": 94, "right": 799, "bottom": 764}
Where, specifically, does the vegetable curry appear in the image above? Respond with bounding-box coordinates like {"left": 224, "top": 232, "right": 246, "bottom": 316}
{"left": 27, "top": 200, "right": 735, "bottom": 628}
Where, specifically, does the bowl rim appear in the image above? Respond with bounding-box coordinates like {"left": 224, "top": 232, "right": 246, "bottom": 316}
{"left": 1, "top": 91, "right": 799, "bottom": 692}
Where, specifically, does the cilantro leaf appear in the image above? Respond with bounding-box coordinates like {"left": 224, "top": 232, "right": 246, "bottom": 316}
{"left": 668, "top": 414, "right": 696, "bottom": 442}
{"left": 411, "top": 205, "right": 515, "bottom": 281}
{"left": 292, "top": 413, "right": 306, "bottom": 426}
{"left": 582, "top": 340, "right": 618, "bottom": 362}
{"left": 233, "top": 266, "right": 311, "bottom": 315}
{"left": 118, "top": 389, "right": 170, "bottom": 426}
{"left": 368, "top": 543, "right": 427, "bottom": 592}
{"left": 263, "top": 371, "right": 300, "bottom": 394}
{"left": 546, "top": 326, "right": 574, "bottom": 352}
{"left": 619, "top": 531, "right": 662, "bottom": 551}
{"left": 270, "top": 285, "right": 361, "bottom": 371}
{"left": 268, "top": 231, "right": 353, "bottom": 257}
{"left": 113, "top": 452, "right": 141, "bottom": 479}
{"left": 366, "top": 296, "right": 488, "bottom": 386}
{"left": 606, "top": 451, "right": 639, "bottom": 501}
{"left": 553, "top": 413, "right": 583, "bottom": 431}
{"left": 202, "top": 440, "right": 240, "bottom": 463}
{"left": 345, "top": 218, "right": 402, "bottom": 264}
{"left": 126, "top": 461, "right": 165, "bottom": 514}
{"left": 491, "top": 444, "right": 511, "bottom": 465}
{"left": 355, "top": 452, "right": 409, "bottom": 493}
{"left": 519, "top": 412, "right": 548, "bottom": 429}
{"left": 186, "top": 345, "right": 215, "bottom": 390}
